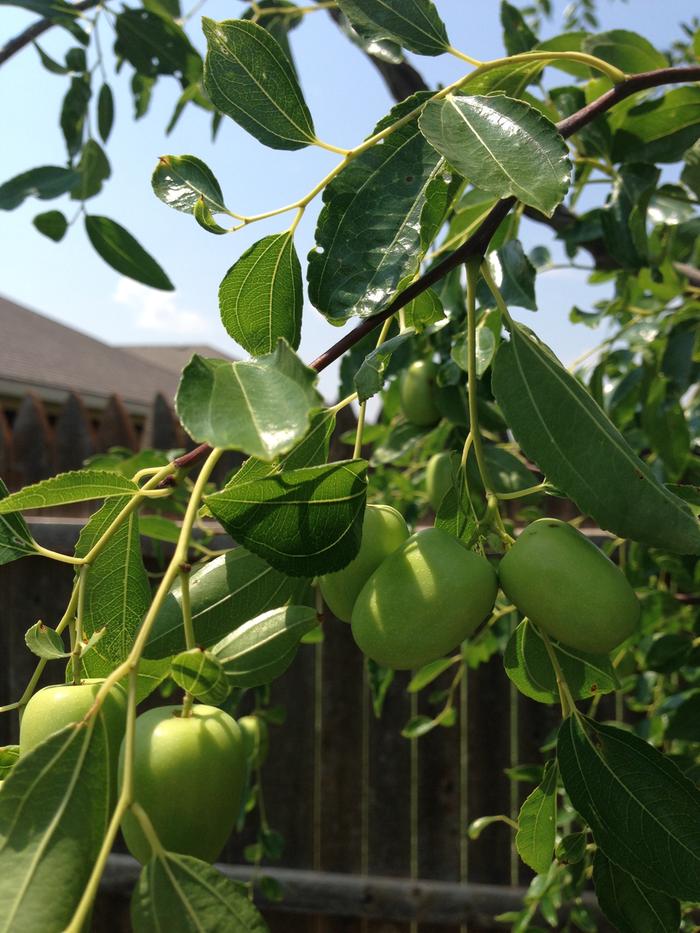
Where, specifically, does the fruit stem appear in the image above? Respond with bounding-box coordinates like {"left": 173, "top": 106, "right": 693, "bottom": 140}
{"left": 180, "top": 565, "right": 195, "bottom": 718}
{"left": 71, "top": 565, "right": 88, "bottom": 686}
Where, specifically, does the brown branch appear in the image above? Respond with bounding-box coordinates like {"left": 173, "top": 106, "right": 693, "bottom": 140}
{"left": 0, "top": 0, "right": 99, "bottom": 67}
{"left": 169, "top": 64, "right": 700, "bottom": 476}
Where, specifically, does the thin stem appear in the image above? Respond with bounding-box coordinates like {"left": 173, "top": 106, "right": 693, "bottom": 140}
{"left": 33, "top": 544, "right": 87, "bottom": 565}
{"left": 130, "top": 802, "right": 166, "bottom": 856}
{"left": 495, "top": 482, "right": 549, "bottom": 500}
{"left": 353, "top": 404, "right": 367, "bottom": 461}
{"left": 460, "top": 49, "right": 626, "bottom": 84}
{"left": 446, "top": 45, "right": 482, "bottom": 67}
{"left": 329, "top": 392, "right": 358, "bottom": 415}
{"left": 465, "top": 260, "right": 492, "bottom": 495}
{"left": 537, "top": 625, "right": 576, "bottom": 718}
{"left": 180, "top": 565, "right": 195, "bottom": 718}
{"left": 313, "top": 137, "right": 351, "bottom": 156}
{"left": 71, "top": 566, "right": 88, "bottom": 685}
{"left": 479, "top": 261, "right": 514, "bottom": 330}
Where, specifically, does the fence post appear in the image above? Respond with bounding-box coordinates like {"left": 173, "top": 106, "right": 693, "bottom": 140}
{"left": 98, "top": 394, "right": 138, "bottom": 451}
{"left": 55, "top": 392, "right": 96, "bottom": 473}
{"left": 12, "top": 393, "right": 55, "bottom": 486}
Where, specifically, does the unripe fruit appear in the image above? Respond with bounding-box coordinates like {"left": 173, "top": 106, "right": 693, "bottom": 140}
{"left": 498, "top": 519, "right": 640, "bottom": 654}
{"left": 351, "top": 527, "right": 497, "bottom": 670}
{"left": 399, "top": 360, "right": 441, "bottom": 427}
{"left": 320, "top": 504, "right": 409, "bottom": 622}
{"left": 425, "top": 451, "right": 453, "bottom": 512}
{"left": 20, "top": 679, "right": 127, "bottom": 806}
{"left": 119, "top": 704, "right": 246, "bottom": 864}
{"left": 238, "top": 715, "right": 269, "bottom": 768}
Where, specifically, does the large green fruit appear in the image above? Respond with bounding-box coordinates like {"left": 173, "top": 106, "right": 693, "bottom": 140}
{"left": 19, "top": 679, "right": 127, "bottom": 806}
{"left": 498, "top": 519, "right": 640, "bottom": 654}
{"left": 119, "top": 704, "right": 246, "bottom": 864}
{"left": 320, "top": 504, "right": 409, "bottom": 622}
{"left": 425, "top": 451, "right": 453, "bottom": 512}
{"left": 351, "top": 527, "right": 497, "bottom": 669}
{"left": 399, "top": 360, "right": 441, "bottom": 426}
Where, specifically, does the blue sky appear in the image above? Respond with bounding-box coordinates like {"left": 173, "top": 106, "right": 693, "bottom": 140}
{"left": 1, "top": 0, "right": 697, "bottom": 399}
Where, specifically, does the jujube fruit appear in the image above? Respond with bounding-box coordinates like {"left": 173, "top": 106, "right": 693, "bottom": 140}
{"left": 425, "top": 451, "right": 453, "bottom": 512}
{"left": 319, "top": 504, "right": 409, "bottom": 622}
{"left": 351, "top": 527, "right": 498, "bottom": 669}
{"left": 399, "top": 360, "right": 441, "bottom": 427}
{"left": 119, "top": 704, "right": 246, "bottom": 864}
{"left": 498, "top": 518, "right": 640, "bottom": 654}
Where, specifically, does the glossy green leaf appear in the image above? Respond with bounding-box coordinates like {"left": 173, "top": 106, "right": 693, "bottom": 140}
{"left": 555, "top": 832, "right": 587, "bottom": 864}
{"left": 220, "top": 232, "right": 302, "bottom": 355}
{"left": 434, "top": 454, "right": 479, "bottom": 546}
{"left": 681, "top": 140, "right": 700, "bottom": 198}
{"left": 479, "top": 239, "right": 537, "bottom": 311}
{"left": 601, "top": 163, "right": 659, "bottom": 268}
{"left": 144, "top": 547, "right": 308, "bottom": 659}
{"left": 0, "top": 477, "right": 37, "bottom": 564}
{"left": 308, "top": 93, "right": 453, "bottom": 323}
{"left": 193, "top": 197, "right": 228, "bottom": 234}
{"left": 402, "top": 289, "right": 444, "bottom": 333}
{"left": 0, "top": 746, "right": 19, "bottom": 780}
{"left": 515, "top": 759, "right": 557, "bottom": 875}
{"left": 203, "top": 18, "right": 315, "bottom": 150}
{"left": 407, "top": 657, "right": 456, "bottom": 693}
{"left": 612, "top": 87, "right": 700, "bottom": 164}
{"left": 60, "top": 75, "right": 90, "bottom": 157}
{"left": 175, "top": 342, "right": 322, "bottom": 459}
{"left": 151, "top": 154, "right": 227, "bottom": 216}
{"left": 24, "top": 621, "right": 69, "bottom": 659}
{"left": 492, "top": 323, "right": 700, "bottom": 553}
{"left": 0, "top": 724, "right": 110, "bottom": 931}
{"left": 504, "top": 620, "right": 619, "bottom": 705}
{"left": 71, "top": 139, "right": 111, "bottom": 201}
{"left": 0, "top": 165, "right": 80, "bottom": 210}
{"left": 336, "top": 0, "right": 449, "bottom": 56}
{"left": 97, "top": 82, "right": 114, "bottom": 142}
{"left": 75, "top": 497, "right": 151, "bottom": 666}
{"left": 138, "top": 515, "right": 182, "bottom": 544}
{"left": 241, "top": 0, "right": 302, "bottom": 71}
{"left": 85, "top": 215, "right": 174, "bottom": 290}
{"left": 33, "top": 210, "right": 68, "bottom": 242}
{"left": 500, "top": 0, "right": 537, "bottom": 55}
{"left": 583, "top": 30, "right": 667, "bottom": 73}
{"left": 593, "top": 850, "right": 680, "bottom": 933}
{"left": 0, "top": 470, "right": 138, "bottom": 514}
{"left": 212, "top": 605, "right": 318, "bottom": 686}
{"left": 170, "top": 649, "right": 230, "bottom": 704}
{"left": 114, "top": 8, "right": 201, "bottom": 80}
{"left": 419, "top": 94, "right": 570, "bottom": 217}
{"left": 206, "top": 459, "right": 367, "bottom": 576}
{"left": 131, "top": 851, "right": 268, "bottom": 932}
{"left": 558, "top": 715, "right": 700, "bottom": 901}
{"left": 355, "top": 330, "right": 415, "bottom": 403}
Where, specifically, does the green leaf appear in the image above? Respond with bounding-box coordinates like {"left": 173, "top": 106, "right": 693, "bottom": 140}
{"left": 612, "top": 87, "right": 700, "bottom": 164}
{"left": 681, "top": 139, "right": 700, "bottom": 198}
{"left": 492, "top": 323, "right": 700, "bottom": 553}
{"left": 0, "top": 477, "right": 37, "bottom": 564}
{"left": 434, "top": 454, "right": 479, "bottom": 547}
{"left": 0, "top": 469, "right": 139, "bottom": 514}
{"left": 479, "top": 239, "right": 537, "bottom": 311}
{"left": 60, "top": 75, "right": 90, "bottom": 157}
{"left": 65, "top": 46, "right": 86, "bottom": 72}
{"left": 24, "top": 621, "right": 69, "bottom": 659}
{"left": 33, "top": 210, "right": 68, "bottom": 242}
{"left": 555, "top": 832, "right": 586, "bottom": 864}
{"left": 193, "top": 196, "right": 228, "bottom": 234}
{"left": 0, "top": 746, "right": 19, "bottom": 780}
{"left": 0, "top": 724, "right": 110, "bottom": 931}
{"left": 175, "top": 342, "right": 322, "bottom": 459}
{"left": 402, "top": 289, "right": 444, "bottom": 333}
{"left": 583, "top": 30, "right": 667, "bottom": 73}
{"left": 558, "top": 715, "right": 700, "bottom": 901}
{"left": 515, "top": 759, "right": 557, "bottom": 875}
{"left": 308, "top": 92, "right": 453, "bottom": 323}
{"left": 0, "top": 165, "right": 80, "bottom": 210}
{"left": 534, "top": 32, "right": 589, "bottom": 78}
{"left": 355, "top": 331, "right": 415, "bottom": 403}
{"left": 171, "top": 649, "right": 230, "bottom": 704}
{"left": 131, "top": 851, "right": 268, "bottom": 932}
{"left": 504, "top": 620, "right": 619, "bottom": 705}
{"left": 206, "top": 459, "right": 368, "bottom": 577}
{"left": 151, "top": 153, "right": 227, "bottom": 215}
{"left": 593, "top": 850, "right": 681, "bottom": 933}
{"left": 241, "top": 0, "right": 302, "bottom": 72}
{"left": 144, "top": 547, "right": 308, "bottom": 659}
{"left": 335, "top": 0, "right": 449, "bottom": 56}
{"left": 407, "top": 657, "right": 456, "bottom": 693}
{"left": 419, "top": 94, "right": 571, "bottom": 217}
{"left": 600, "top": 163, "right": 659, "bottom": 268}
{"left": 97, "top": 82, "right": 114, "bottom": 142}
{"left": 78, "top": 651, "right": 170, "bottom": 705}
{"left": 34, "top": 41, "right": 69, "bottom": 73}
{"left": 401, "top": 715, "right": 440, "bottom": 739}
{"left": 75, "top": 497, "right": 151, "bottom": 667}
{"left": 114, "top": 8, "right": 201, "bottom": 80}
{"left": 85, "top": 215, "right": 173, "bottom": 290}
{"left": 500, "top": 0, "right": 537, "bottom": 55}
{"left": 642, "top": 375, "right": 690, "bottom": 482}
{"left": 203, "top": 18, "right": 315, "bottom": 150}
{"left": 666, "top": 691, "right": 700, "bottom": 742}
{"left": 220, "top": 232, "right": 302, "bottom": 355}
{"left": 71, "top": 139, "right": 111, "bottom": 201}
{"left": 212, "top": 605, "right": 317, "bottom": 686}
{"left": 138, "top": 514, "right": 182, "bottom": 544}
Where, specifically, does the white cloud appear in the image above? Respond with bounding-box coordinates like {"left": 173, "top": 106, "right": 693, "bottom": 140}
{"left": 113, "top": 278, "right": 210, "bottom": 336}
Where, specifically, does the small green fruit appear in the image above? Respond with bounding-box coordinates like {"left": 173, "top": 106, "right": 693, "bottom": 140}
{"left": 399, "top": 360, "right": 441, "bottom": 426}
{"left": 498, "top": 519, "right": 640, "bottom": 654}
{"left": 119, "top": 704, "right": 246, "bottom": 864}
{"left": 426, "top": 451, "right": 453, "bottom": 511}
{"left": 351, "top": 527, "right": 497, "bottom": 669}
{"left": 319, "top": 503, "right": 409, "bottom": 622}
{"left": 20, "top": 679, "right": 127, "bottom": 806}
{"left": 238, "top": 715, "right": 269, "bottom": 767}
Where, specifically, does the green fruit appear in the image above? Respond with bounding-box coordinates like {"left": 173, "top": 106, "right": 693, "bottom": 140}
{"left": 320, "top": 504, "right": 409, "bottom": 622}
{"left": 238, "top": 715, "right": 269, "bottom": 767}
{"left": 20, "top": 679, "right": 127, "bottom": 806}
{"left": 351, "top": 527, "right": 498, "bottom": 670}
{"left": 399, "top": 360, "right": 441, "bottom": 426}
{"left": 498, "top": 519, "right": 640, "bottom": 654}
{"left": 426, "top": 451, "right": 453, "bottom": 511}
{"left": 119, "top": 704, "right": 246, "bottom": 864}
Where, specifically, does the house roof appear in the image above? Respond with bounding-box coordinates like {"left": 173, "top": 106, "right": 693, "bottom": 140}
{"left": 118, "top": 344, "right": 235, "bottom": 374}
{"left": 0, "top": 296, "right": 182, "bottom": 413}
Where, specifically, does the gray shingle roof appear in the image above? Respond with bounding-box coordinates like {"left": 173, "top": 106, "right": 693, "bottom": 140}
{"left": 118, "top": 344, "right": 235, "bottom": 374}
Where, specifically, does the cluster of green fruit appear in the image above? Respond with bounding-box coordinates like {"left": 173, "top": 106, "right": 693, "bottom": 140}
{"left": 19, "top": 683, "right": 267, "bottom": 864}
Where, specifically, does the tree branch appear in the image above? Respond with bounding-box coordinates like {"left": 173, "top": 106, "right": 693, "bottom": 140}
{"left": 0, "top": 0, "right": 99, "bottom": 67}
